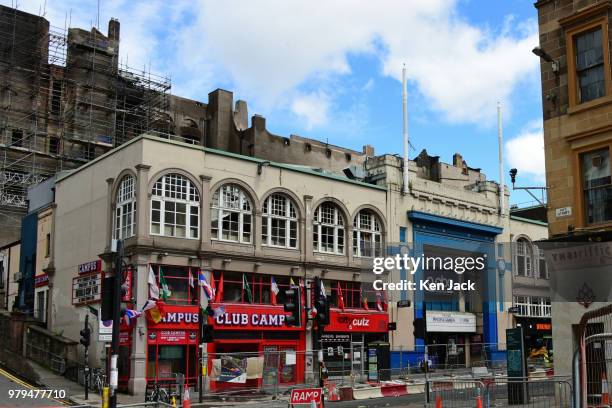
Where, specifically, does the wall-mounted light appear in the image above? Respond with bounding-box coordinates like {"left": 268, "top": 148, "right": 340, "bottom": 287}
{"left": 532, "top": 46, "right": 559, "bottom": 74}
{"left": 257, "top": 161, "right": 271, "bottom": 175}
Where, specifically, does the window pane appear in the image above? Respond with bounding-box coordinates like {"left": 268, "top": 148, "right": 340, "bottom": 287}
{"left": 582, "top": 148, "right": 612, "bottom": 224}
{"left": 575, "top": 28, "right": 605, "bottom": 103}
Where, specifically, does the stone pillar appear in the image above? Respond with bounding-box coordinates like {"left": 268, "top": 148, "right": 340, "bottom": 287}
{"left": 199, "top": 175, "right": 212, "bottom": 252}
{"left": 303, "top": 195, "right": 313, "bottom": 263}
{"left": 135, "top": 165, "right": 151, "bottom": 240}
{"left": 105, "top": 178, "right": 115, "bottom": 247}
{"left": 347, "top": 225, "right": 354, "bottom": 265}
{"left": 254, "top": 208, "right": 263, "bottom": 257}
{"left": 128, "top": 254, "right": 149, "bottom": 395}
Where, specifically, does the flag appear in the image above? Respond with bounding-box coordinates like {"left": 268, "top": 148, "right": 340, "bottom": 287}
{"left": 189, "top": 270, "right": 195, "bottom": 288}
{"left": 271, "top": 277, "right": 279, "bottom": 305}
{"left": 363, "top": 295, "right": 370, "bottom": 311}
{"left": 376, "top": 292, "right": 384, "bottom": 312}
{"left": 199, "top": 271, "right": 214, "bottom": 300}
{"left": 143, "top": 300, "right": 166, "bottom": 324}
{"left": 212, "top": 304, "right": 226, "bottom": 318}
{"left": 210, "top": 273, "right": 217, "bottom": 299}
{"left": 148, "top": 265, "right": 159, "bottom": 300}
{"left": 242, "top": 274, "right": 253, "bottom": 303}
{"left": 159, "top": 267, "right": 171, "bottom": 301}
{"left": 141, "top": 299, "right": 157, "bottom": 312}
{"left": 319, "top": 279, "right": 327, "bottom": 298}
{"left": 216, "top": 273, "right": 224, "bottom": 302}
{"left": 123, "top": 308, "right": 141, "bottom": 326}
{"left": 337, "top": 282, "right": 345, "bottom": 311}
{"left": 290, "top": 277, "right": 296, "bottom": 287}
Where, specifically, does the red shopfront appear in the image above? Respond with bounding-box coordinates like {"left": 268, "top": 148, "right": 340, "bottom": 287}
{"left": 320, "top": 309, "right": 389, "bottom": 377}
{"left": 146, "top": 305, "right": 200, "bottom": 387}
{"left": 207, "top": 303, "right": 306, "bottom": 392}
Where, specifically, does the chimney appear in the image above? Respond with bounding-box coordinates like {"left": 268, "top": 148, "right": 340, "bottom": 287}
{"left": 362, "top": 144, "right": 375, "bottom": 157}
{"left": 108, "top": 18, "right": 120, "bottom": 43}
{"left": 453, "top": 153, "right": 463, "bottom": 167}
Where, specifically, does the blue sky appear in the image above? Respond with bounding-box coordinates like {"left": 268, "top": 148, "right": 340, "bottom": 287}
{"left": 11, "top": 0, "right": 546, "bottom": 206}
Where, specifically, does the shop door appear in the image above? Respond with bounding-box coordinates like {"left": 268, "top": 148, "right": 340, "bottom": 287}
{"left": 262, "top": 346, "right": 279, "bottom": 392}
{"left": 351, "top": 342, "right": 364, "bottom": 378}
{"left": 278, "top": 346, "right": 297, "bottom": 384}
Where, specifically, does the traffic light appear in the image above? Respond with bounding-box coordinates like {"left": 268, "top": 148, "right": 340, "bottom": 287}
{"left": 80, "top": 324, "right": 91, "bottom": 348}
{"left": 201, "top": 325, "right": 214, "bottom": 343}
{"left": 412, "top": 318, "right": 425, "bottom": 339}
{"left": 101, "top": 276, "right": 115, "bottom": 321}
{"left": 313, "top": 277, "right": 330, "bottom": 326}
{"left": 284, "top": 286, "right": 302, "bottom": 327}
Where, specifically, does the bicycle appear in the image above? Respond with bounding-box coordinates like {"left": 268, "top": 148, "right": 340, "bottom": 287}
{"left": 89, "top": 368, "right": 106, "bottom": 395}
{"left": 145, "top": 381, "right": 170, "bottom": 403}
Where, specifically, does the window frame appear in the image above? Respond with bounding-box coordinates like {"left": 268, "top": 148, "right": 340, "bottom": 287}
{"left": 262, "top": 193, "right": 299, "bottom": 249}
{"left": 574, "top": 142, "right": 612, "bottom": 228}
{"left": 514, "top": 238, "right": 533, "bottom": 278}
{"left": 352, "top": 209, "right": 383, "bottom": 258}
{"left": 150, "top": 173, "right": 200, "bottom": 239}
{"left": 566, "top": 16, "right": 612, "bottom": 108}
{"left": 210, "top": 184, "right": 253, "bottom": 244}
{"left": 313, "top": 202, "right": 345, "bottom": 255}
{"left": 114, "top": 175, "right": 137, "bottom": 240}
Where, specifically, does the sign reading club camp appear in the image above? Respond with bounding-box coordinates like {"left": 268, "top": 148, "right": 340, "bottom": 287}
{"left": 210, "top": 303, "right": 302, "bottom": 331}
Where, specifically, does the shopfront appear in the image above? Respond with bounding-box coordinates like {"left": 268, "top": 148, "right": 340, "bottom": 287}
{"left": 321, "top": 309, "right": 389, "bottom": 378}
{"left": 207, "top": 302, "right": 305, "bottom": 392}
{"left": 146, "top": 305, "right": 200, "bottom": 387}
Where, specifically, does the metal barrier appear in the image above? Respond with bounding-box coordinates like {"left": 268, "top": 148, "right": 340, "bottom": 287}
{"left": 426, "top": 377, "right": 572, "bottom": 408}
{"left": 576, "top": 303, "right": 612, "bottom": 408}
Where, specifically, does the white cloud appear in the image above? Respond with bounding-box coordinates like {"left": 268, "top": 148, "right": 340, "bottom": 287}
{"left": 505, "top": 122, "right": 545, "bottom": 182}
{"left": 291, "top": 92, "right": 330, "bottom": 130}
{"left": 16, "top": 0, "right": 539, "bottom": 128}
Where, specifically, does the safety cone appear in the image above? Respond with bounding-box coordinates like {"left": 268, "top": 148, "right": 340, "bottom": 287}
{"left": 475, "top": 388, "right": 483, "bottom": 408}
{"left": 183, "top": 386, "right": 191, "bottom": 408}
{"left": 435, "top": 394, "right": 442, "bottom": 408}
{"left": 171, "top": 395, "right": 177, "bottom": 408}
{"left": 602, "top": 373, "right": 610, "bottom": 407}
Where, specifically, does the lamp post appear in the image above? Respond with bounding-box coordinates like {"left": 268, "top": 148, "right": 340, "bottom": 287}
{"left": 109, "top": 239, "right": 123, "bottom": 408}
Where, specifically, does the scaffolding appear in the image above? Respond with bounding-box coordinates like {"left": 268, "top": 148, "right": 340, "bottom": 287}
{"left": 0, "top": 5, "right": 171, "bottom": 239}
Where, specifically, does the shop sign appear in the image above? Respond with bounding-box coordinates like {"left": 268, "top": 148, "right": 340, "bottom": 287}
{"left": 536, "top": 323, "right": 551, "bottom": 331}
{"left": 72, "top": 272, "right": 103, "bottom": 305}
{"left": 34, "top": 273, "right": 49, "bottom": 288}
{"left": 426, "top": 311, "right": 476, "bottom": 333}
{"left": 320, "top": 333, "right": 350, "bottom": 343}
{"left": 211, "top": 303, "right": 301, "bottom": 331}
{"left": 78, "top": 260, "right": 102, "bottom": 275}
{"left": 324, "top": 310, "right": 389, "bottom": 333}
{"left": 290, "top": 388, "right": 323, "bottom": 405}
{"left": 147, "top": 305, "right": 200, "bottom": 329}
{"left": 120, "top": 331, "right": 131, "bottom": 346}
{"left": 148, "top": 330, "right": 198, "bottom": 345}
{"left": 122, "top": 268, "right": 132, "bottom": 302}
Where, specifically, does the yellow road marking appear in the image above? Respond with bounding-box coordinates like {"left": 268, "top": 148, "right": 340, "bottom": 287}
{"left": 0, "top": 367, "right": 69, "bottom": 406}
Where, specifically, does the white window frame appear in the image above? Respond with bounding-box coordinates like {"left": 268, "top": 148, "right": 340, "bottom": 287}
{"left": 150, "top": 173, "right": 200, "bottom": 239}
{"left": 262, "top": 194, "right": 298, "bottom": 249}
{"left": 114, "top": 175, "right": 136, "bottom": 240}
{"left": 353, "top": 209, "right": 382, "bottom": 258}
{"left": 515, "top": 238, "right": 533, "bottom": 277}
{"left": 513, "top": 296, "right": 551, "bottom": 318}
{"left": 211, "top": 184, "right": 252, "bottom": 244}
{"left": 313, "top": 202, "right": 345, "bottom": 255}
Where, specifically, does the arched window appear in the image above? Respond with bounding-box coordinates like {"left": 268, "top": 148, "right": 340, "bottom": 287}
{"left": 211, "top": 184, "right": 252, "bottom": 243}
{"left": 515, "top": 238, "right": 533, "bottom": 277}
{"left": 150, "top": 173, "right": 200, "bottom": 239}
{"left": 353, "top": 209, "right": 382, "bottom": 257}
{"left": 114, "top": 175, "right": 136, "bottom": 239}
{"left": 262, "top": 194, "right": 298, "bottom": 248}
{"left": 313, "top": 202, "right": 345, "bottom": 254}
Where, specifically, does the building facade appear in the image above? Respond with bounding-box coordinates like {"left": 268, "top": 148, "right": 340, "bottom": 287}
{"left": 534, "top": 0, "right": 612, "bottom": 378}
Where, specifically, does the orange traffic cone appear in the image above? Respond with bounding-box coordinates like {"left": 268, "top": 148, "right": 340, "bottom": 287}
{"left": 602, "top": 373, "right": 610, "bottom": 407}
{"left": 183, "top": 386, "right": 191, "bottom": 408}
{"left": 435, "top": 394, "right": 442, "bottom": 408}
{"left": 475, "top": 388, "right": 483, "bottom": 408}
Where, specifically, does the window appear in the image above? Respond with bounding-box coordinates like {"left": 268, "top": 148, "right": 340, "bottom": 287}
{"left": 515, "top": 238, "right": 532, "bottom": 277}
{"left": 513, "top": 296, "right": 551, "bottom": 318}
{"left": 313, "top": 202, "right": 345, "bottom": 254}
{"left": 213, "top": 271, "right": 292, "bottom": 304}
{"left": 150, "top": 173, "right": 200, "bottom": 239}
{"left": 11, "top": 129, "right": 23, "bottom": 147}
{"left": 51, "top": 80, "right": 62, "bottom": 115}
{"left": 211, "top": 184, "right": 252, "bottom": 243}
{"left": 114, "top": 175, "right": 136, "bottom": 240}
{"left": 262, "top": 194, "right": 298, "bottom": 248}
{"left": 45, "top": 233, "right": 50, "bottom": 258}
{"left": 0, "top": 260, "right": 4, "bottom": 289}
{"left": 49, "top": 137, "right": 59, "bottom": 155}
{"left": 150, "top": 265, "right": 199, "bottom": 305}
{"left": 581, "top": 148, "right": 612, "bottom": 224}
{"left": 353, "top": 209, "right": 382, "bottom": 257}
{"left": 575, "top": 28, "right": 605, "bottom": 103}
{"left": 536, "top": 246, "right": 549, "bottom": 279}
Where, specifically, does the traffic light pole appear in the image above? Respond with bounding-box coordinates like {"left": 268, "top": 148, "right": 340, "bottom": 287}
{"left": 109, "top": 240, "right": 123, "bottom": 408}
{"left": 83, "top": 314, "right": 89, "bottom": 401}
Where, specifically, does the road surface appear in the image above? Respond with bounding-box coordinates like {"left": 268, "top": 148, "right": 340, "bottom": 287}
{"left": 0, "top": 367, "right": 68, "bottom": 407}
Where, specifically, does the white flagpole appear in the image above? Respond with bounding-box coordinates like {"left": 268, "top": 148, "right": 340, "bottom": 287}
{"left": 402, "top": 64, "right": 410, "bottom": 195}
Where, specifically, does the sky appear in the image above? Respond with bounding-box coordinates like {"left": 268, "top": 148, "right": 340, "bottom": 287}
{"left": 8, "top": 0, "right": 546, "bottom": 206}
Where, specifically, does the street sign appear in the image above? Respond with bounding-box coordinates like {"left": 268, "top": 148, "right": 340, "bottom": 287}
{"left": 397, "top": 300, "right": 411, "bottom": 308}
{"left": 290, "top": 388, "right": 323, "bottom": 406}
{"left": 506, "top": 327, "right": 529, "bottom": 403}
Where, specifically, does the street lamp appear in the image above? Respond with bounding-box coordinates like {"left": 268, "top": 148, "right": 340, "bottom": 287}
{"left": 532, "top": 46, "right": 559, "bottom": 74}
{"left": 509, "top": 168, "right": 548, "bottom": 206}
